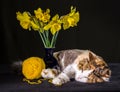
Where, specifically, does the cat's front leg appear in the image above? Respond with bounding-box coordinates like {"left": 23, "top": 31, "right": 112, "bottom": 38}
{"left": 52, "top": 65, "right": 75, "bottom": 85}
{"left": 75, "top": 70, "right": 93, "bottom": 83}
{"left": 52, "top": 72, "right": 70, "bottom": 85}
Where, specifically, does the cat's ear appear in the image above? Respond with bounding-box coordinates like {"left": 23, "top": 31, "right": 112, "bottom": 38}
{"left": 89, "top": 52, "right": 96, "bottom": 61}
{"left": 53, "top": 52, "right": 60, "bottom": 61}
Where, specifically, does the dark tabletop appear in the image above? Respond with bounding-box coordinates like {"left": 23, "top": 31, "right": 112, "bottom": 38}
{"left": 0, "top": 63, "right": 120, "bottom": 92}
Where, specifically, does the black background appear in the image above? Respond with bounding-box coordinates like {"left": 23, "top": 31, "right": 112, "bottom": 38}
{"left": 0, "top": 0, "right": 120, "bottom": 64}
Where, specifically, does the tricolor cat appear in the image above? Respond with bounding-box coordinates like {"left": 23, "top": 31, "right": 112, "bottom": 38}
{"left": 41, "top": 49, "right": 111, "bottom": 85}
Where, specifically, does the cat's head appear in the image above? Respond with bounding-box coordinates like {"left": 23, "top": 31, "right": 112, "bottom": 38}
{"left": 89, "top": 52, "right": 112, "bottom": 81}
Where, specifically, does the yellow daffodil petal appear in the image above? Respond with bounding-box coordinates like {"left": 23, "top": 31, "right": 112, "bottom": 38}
{"left": 69, "top": 6, "right": 76, "bottom": 16}
{"left": 60, "top": 15, "right": 70, "bottom": 30}
{"left": 16, "top": 12, "right": 23, "bottom": 20}
{"left": 34, "top": 8, "right": 43, "bottom": 21}
{"left": 20, "top": 20, "right": 30, "bottom": 29}
{"left": 43, "top": 24, "right": 51, "bottom": 30}
{"left": 42, "top": 8, "right": 51, "bottom": 22}
{"left": 67, "top": 17, "right": 75, "bottom": 27}
{"left": 50, "top": 23, "right": 61, "bottom": 35}
{"left": 34, "top": 8, "right": 50, "bottom": 23}
{"left": 52, "top": 14, "right": 59, "bottom": 21}
{"left": 63, "top": 21, "right": 70, "bottom": 30}
{"left": 30, "top": 21, "right": 40, "bottom": 30}
{"left": 60, "top": 6, "right": 80, "bottom": 30}
{"left": 42, "top": 13, "right": 50, "bottom": 23}
{"left": 23, "top": 12, "right": 31, "bottom": 19}
{"left": 73, "top": 12, "right": 80, "bottom": 23}
{"left": 16, "top": 11, "right": 31, "bottom": 29}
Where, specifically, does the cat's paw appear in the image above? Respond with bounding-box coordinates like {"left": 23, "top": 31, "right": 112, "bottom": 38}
{"left": 52, "top": 77, "right": 63, "bottom": 86}
{"left": 52, "top": 73, "right": 70, "bottom": 86}
{"left": 41, "top": 68, "right": 58, "bottom": 79}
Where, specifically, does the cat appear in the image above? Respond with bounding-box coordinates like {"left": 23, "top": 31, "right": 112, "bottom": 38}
{"left": 41, "top": 49, "right": 111, "bottom": 86}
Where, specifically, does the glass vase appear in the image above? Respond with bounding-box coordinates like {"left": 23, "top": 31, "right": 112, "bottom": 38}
{"left": 44, "top": 48, "right": 58, "bottom": 68}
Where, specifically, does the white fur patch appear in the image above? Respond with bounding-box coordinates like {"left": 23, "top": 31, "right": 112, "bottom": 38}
{"left": 102, "top": 77, "right": 110, "bottom": 82}
{"left": 62, "top": 64, "right": 75, "bottom": 78}
{"left": 52, "top": 72, "right": 70, "bottom": 85}
{"left": 75, "top": 70, "right": 93, "bottom": 82}
{"left": 61, "top": 53, "right": 65, "bottom": 70}
{"left": 41, "top": 68, "right": 58, "bottom": 79}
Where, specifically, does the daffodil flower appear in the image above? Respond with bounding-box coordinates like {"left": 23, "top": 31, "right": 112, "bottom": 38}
{"left": 60, "top": 6, "right": 80, "bottom": 30}
{"left": 34, "top": 8, "right": 43, "bottom": 21}
{"left": 34, "top": 8, "right": 50, "bottom": 23}
{"left": 16, "top": 11, "right": 31, "bottom": 29}
{"left": 30, "top": 21, "right": 40, "bottom": 30}
{"left": 16, "top": 6, "right": 80, "bottom": 48}
{"left": 44, "top": 14, "right": 61, "bottom": 35}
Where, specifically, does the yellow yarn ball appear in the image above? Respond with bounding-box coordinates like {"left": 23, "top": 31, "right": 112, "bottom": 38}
{"left": 22, "top": 57, "right": 46, "bottom": 80}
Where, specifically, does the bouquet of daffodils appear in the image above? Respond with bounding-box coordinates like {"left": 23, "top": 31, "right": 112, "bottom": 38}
{"left": 16, "top": 6, "right": 80, "bottom": 48}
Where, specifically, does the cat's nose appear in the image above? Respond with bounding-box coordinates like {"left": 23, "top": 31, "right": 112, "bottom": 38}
{"left": 104, "top": 69, "right": 111, "bottom": 77}
{"left": 100, "top": 68, "right": 111, "bottom": 77}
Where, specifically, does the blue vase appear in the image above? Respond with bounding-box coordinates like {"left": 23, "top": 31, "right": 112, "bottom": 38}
{"left": 44, "top": 48, "right": 58, "bottom": 68}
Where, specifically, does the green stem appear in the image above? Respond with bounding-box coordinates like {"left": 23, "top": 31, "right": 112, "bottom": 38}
{"left": 53, "top": 31, "right": 59, "bottom": 47}
{"left": 45, "top": 30, "right": 49, "bottom": 40}
{"left": 50, "top": 35, "right": 55, "bottom": 48}
{"left": 40, "top": 28, "right": 50, "bottom": 47}
{"left": 42, "top": 32, "right": 47, "bottom": 45}
{"left": 50, "top": 31, "right": 59, "bottom": 47}
{"left": 38, "top": 30, "right": 46, "bottom": 48}
{"left": 45, "top": 30, "right": 50, "bottom": 47}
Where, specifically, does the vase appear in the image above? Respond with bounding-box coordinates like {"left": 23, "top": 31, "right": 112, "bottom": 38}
{"left": 44, "top": 48, "right": 58, "bottom": 68}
